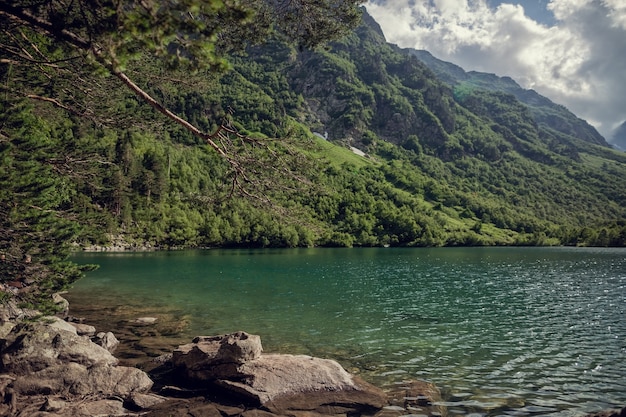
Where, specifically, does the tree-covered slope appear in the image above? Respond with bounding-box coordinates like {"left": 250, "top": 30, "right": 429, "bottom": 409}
{"left": 215, "top": 10, "right": 626, "bottom": 245}
{"left": 2, "top": 3, "right": 626, "bottom": 310}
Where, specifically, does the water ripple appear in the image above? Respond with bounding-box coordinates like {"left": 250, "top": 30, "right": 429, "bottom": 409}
{"left": 70, "top": 247, "right": 626, "bottom": 417}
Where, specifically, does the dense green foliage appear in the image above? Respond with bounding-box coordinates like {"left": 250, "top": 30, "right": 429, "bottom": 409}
{"left": 1, "top": 6, "right": 625, "bottom": 311}
{"left": 0, "top": 0, "right": 363, "bottom": 310}
{"left": 0, "top": 100, "right": 99, "bottom": 311}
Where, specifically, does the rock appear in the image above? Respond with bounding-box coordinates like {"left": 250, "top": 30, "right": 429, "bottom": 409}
{"left": 170, "top": 332, "right": 387, "bottom": 414}
{"left": 141, "top": 398, "right": 235, "bottom": 417}
{"left": 13, "top": 396, "right": 132, "bottom": 417}
{"left": 46, "top": 316, "right": 79, "bottom": 335}
{"left": 76, "top": 398, "right": 127, "bottom": 416}
{"left": 172, "top": 331, "right": 263, "bottom": 381}
{"left": 583, "top": 407, "right": 626, "bottom": 417}
{"left": 93, "top": 331, "right": 120, "bottom": 352}
{"left": 0, "top": 321, "right": 15, "bottom": 339}
{"left": 52, "top": 292, "right": 70, "bottom": 318}
{"left": 69, "top": 322, "right": 97, "bottom": 336}
{"left": 12, "top": 355, "right": 152, "bottom": 397}
{"left": 40, "top": 396, "right": 66, "bottom": 412}
{"left": 1, "top": 319, "right": 153, "bottom": 398}
{"left": 133, "top": 317, "right": 158, "bottom": 325}
{"left": 0, "top": 299, "right": 40, "bottom": 324}
{"left": 0, "top": 374, "right": 16, "bottom": 414}
{"left": 197, "top": 331, "right": 263, "bottom": 364}
{"left": 126, "top": 392, "right": 168, "bottom": 410}
{"left": 1, "top": 320, "right": 116, "bottom": 373}
{"left": 384, "top": 380, "right": 445, "bottom": 417}
{"left": 221, "top": 353, "right": 387, "bottom": 413}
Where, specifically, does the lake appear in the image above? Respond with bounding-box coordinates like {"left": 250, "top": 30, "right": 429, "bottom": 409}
{"left": 68, "top": 247, "right": 626, "bottom": 417}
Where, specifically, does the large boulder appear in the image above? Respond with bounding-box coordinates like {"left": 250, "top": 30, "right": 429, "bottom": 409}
{"left": 221, "top": 353, "right": 388, "bottom": 413}
{"left": 170, "top": 331, "right": 387, "bottom": 414}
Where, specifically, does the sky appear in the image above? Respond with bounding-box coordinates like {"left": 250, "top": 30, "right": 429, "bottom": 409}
{"left": 365, "top": 0, "right": 626, "bottom": 141}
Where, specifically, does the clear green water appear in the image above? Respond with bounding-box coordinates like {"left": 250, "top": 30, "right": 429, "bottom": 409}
{"left": 69, "top": 247, "right": 626, "bottom": 416}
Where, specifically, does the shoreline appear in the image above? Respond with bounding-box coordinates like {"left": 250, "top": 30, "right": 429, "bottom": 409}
{"left": 0, "top": 295, "right": 446, "bottom": 416}
{"left": 1, "top": 292, "right": 624, "bottom": 417}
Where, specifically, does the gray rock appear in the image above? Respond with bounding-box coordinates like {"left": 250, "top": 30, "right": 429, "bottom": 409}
{"left": 133, "top": 317, "right": 158, "bottom": 325}
{"left": 221, "top": 353, "right": 387, "bottom": 413}
{"left": 1, "top": 320, "right": 152, "bottom": 398}
{"left": 94, "top": 331, "right": 120, "bottom": 353}
{"left": 52, "top": 293, "right": 70, "bottom": 318}
{"left": 0, "top": 300, "right": 40, "bottom": 324}
{"left": 40, "top": 397, "right": 66, "bottom": 412}
{"left": 583, "top": 407, "right": 626, "bottom": 417}
{"left": 172, "top": 331, "right": 263, "bottom": 380}
{"left": 75, "top": 398, "right": 128, "bottom": 416}
{"left": 126, "top": 392, "right": 168, "bottom": 410}
{"left": 1, "top": 321, "right": 116, "bottom": 374}
{"left": 12, "top": 356, "right": 152, "bottom": 397}
{"left": 0, "top": 321, "right": 15, "bottom": 339}
{"left": 69, "top": 322, "right": 97, "bottom": 337}
{"left": 46, "top": 316, "right": 79, "bottom": 335}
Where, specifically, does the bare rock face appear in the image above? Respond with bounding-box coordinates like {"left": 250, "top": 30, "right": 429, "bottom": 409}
{"left": 170, "top": 331, "right": 387, "bottom": 414}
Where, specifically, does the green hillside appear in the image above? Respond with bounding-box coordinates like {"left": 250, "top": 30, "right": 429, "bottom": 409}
{"left": 1, "top": 4, "right": 625, "bottom": 310}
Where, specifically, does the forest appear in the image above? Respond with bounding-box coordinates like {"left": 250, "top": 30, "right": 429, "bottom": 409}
{"left": 1, "top": 1, "right": 625, "bottom": 310}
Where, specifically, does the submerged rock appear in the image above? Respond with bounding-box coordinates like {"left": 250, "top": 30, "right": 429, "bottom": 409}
{"left": 133, "top": 316, "right": 158, "bottom": 325}
{"left": 383, "top": 380, "right": 446, "bottom": 417}
{"left": 584, "top": 407, "right": 626, "bottom": 417}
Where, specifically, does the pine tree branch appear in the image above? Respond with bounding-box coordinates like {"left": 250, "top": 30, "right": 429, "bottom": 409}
{"left": 0, "top": 4, "right": 245, "bottom": 180}
{"left": 25, "top": 94, "right": 79, "bottom": 115}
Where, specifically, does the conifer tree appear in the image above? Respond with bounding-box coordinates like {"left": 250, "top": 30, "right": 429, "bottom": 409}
{"left": 0, "top": 100, "right": 96, "bottom": 312}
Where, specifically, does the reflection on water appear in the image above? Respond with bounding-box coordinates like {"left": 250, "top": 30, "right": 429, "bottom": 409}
{"left": 68, "top": 247, "right": 626, "bottom": 417}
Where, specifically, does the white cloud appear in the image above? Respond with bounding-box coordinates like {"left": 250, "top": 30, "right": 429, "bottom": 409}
{"left": 365, "top": 0, "right": 626, "bottom": 139}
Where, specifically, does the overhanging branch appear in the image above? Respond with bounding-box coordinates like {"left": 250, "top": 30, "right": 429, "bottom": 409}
{"left": 0, "top": 3, "right": 252, "bottom": 190}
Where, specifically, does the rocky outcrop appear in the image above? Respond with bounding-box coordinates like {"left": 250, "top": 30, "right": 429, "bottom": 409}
{"left": 0, "top": 316, "right": 154, "bottom": 416}
{"left": 169, "top": 331, "right": 387, "bottom": 414}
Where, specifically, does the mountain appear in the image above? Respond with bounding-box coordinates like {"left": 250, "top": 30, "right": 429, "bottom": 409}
{"left": 407, "top": 49, "right": 609, "bottom": 148}
{"left": 3, "top": 8, "right": 626, "bottom": 259}
{"left": 611, "top": 121, "right": 626, "bottom": 150}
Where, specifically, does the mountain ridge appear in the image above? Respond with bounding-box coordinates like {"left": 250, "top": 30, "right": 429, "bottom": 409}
{"left": 406, "top": 49, "right": 608, "bottom": 148}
